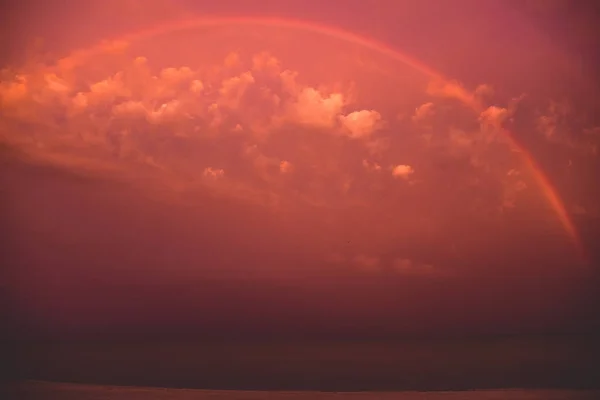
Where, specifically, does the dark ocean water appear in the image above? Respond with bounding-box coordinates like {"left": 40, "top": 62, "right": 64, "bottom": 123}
{"left": 5, "top": 381, "right": 600, "bottom": 400}
{"left": 8, "top": 335, "right": 600, "bottom": 392}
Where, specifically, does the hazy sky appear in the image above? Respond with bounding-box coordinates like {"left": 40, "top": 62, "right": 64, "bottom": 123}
{"left": 2, "top": 0, "right": 600, "bottom": 340}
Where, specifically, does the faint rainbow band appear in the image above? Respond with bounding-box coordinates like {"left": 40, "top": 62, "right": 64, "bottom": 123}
{"left": 49, "top": 16, "right": 587, "bottom": 264}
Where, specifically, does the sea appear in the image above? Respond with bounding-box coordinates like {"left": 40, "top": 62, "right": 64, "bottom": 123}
{"left": 5, "top": 335, "right": 600, "bottom": 399}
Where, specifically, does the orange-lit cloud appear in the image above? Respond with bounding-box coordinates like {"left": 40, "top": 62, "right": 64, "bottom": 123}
{"left": 203, "top": 167, "right": 225, "bottom": 179}
{"left": 1, "top": 24, "right": 595, "bottom": 281}
{"left": 339, "top": 110, "right": 382, "bottom": 138}
{"left": 362, "top": 159, "right": 381, "bottom": 172}
{"left": 0, "top": 48, "right": 541, "bottom": 220}
{"left": 392, "top": 164, "right": 415, "bottom": 179}
{"left": 286, "top": 87, "right": 345, "bottom": 128}
{"left": 411, "top": 102, "right": 435, "bottom": 124}
{"left": 426, "top": 79, "right": 480, "bottom": 109}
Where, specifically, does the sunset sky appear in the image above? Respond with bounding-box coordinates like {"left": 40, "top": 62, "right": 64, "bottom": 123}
{"left": 2, "top": 0, "right": 600, "bottom": 341}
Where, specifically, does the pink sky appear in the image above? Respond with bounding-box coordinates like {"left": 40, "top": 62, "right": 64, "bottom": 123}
{"left": 2, "top": 0, "right": 600, "bottom": 340}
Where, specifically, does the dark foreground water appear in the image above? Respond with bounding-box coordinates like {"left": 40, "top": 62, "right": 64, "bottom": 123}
{"left": 8, "top": 335, "right": 600, "bottom": 392}
{"left": 5, "top": 382, "right": 600, "bottom": 400}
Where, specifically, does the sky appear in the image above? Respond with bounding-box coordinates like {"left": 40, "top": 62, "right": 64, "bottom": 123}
{"left": 2, "top": 0, "right": 600, "bottom": 341}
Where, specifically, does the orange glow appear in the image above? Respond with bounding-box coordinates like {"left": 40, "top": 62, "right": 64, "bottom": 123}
{"left": 43, "top": 15, "right": 585, "bottom": 262}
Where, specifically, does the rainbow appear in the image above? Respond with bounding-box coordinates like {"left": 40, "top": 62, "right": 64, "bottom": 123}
{"left": 52, "top": 16, "right": 586, "bottom": 262}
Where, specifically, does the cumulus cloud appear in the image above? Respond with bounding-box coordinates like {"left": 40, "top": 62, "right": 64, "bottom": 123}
{"left": 536, "top": 100, "right": 569, "bottom": 140}
{"left": 218, "top": 71, "right": 255, "bottom": 109}
{"left": 3, "top": 22, "right": 599, "bottom": 286}
{"left": 243, "top": 145, "right": 292, "bottom": 183}
{"left": 339, "top": 110, "right": 382, "bottom": 138}
{"left": 479, "top": 106, "right": 510, "bottom": 144}
{"left": 411, "top": 102, "right": 435, "bottom": 123}
{"left": 479, "top": 106, "right": 509, "bottom": 131}
{"left": 421, "top": 78, "right": 528, "bottom": 174}
{"left": 392, "top": 164, "right": 415, "bottom": 179}
{"left": 89, "top": 72, "right": 130, "bottom": 100}
{"left": 190, "top": 79, "right": 205, "bottom": 93}
{"left": 2, "top": 42, "right": 581, "bottom": 226}
{"left": 287, "top": 87, "right": 345, "bottom": 128}
{"left": 426, "top": 79, "right": 479, "bottom": 109}
{"left": 1, "top": 49, "right": 386, "bottom": 156}
{"left": 252, "top": 51, "right": 281, "bottom": 72}
{"left": 279, "top": 160, "right": 293, "bottom": 173}
{"left": 0, "top": 74, "right": 29, "bottom": 106}
{"left": 203, "top": 167, "right": 225, "bottom": 179}
{"left": 530, "top": 99, "right": 600, "bottom": 157}
{"left": 426, "top": 80, "right": 509, "bottom": 126}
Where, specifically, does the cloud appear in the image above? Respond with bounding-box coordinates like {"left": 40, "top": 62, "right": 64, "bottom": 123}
{"left": 218, "top": 71, "right": 255, "bottom": 109}
{"left": 223, "top": 52, "right": 241, "bottom": 69}
{"left": 112, "top": 100, "right": 147, "bottom": 118}
{"left": 0, "top": 75, "right": 31, "bottom": 118}
{"left": 339, "top": 110, "right": 382, "bottom": 138}
{"left": 2, "top": 42, "right": 584, "bottom": 226}
{"left": 411, "top": 102, "right": 435, "bottom": 123}
{"left": 530, "top": 99, "right": 600, "bottom": 156}
{"left": 287, "top": 87, "right": 345, "bottom": 128}
{"left": 392, "top": 164, "right": 415, "bottom": 179}
{"left": 190, "top": 79, "right": 205, "bottom": 93}
{"left": 479, "top": 106, "right": 510, "bottom": 144}
{"left": 4, "top": 52, "right": 493, "bottom": 221}
{"left": 502, "top": 175, "right": 528, "bottom": 209}
{"left": 89, "top": 72, "right": 130, "bottom": 101}
{"left": 159, "top": 66, "right": 195, "bottom": 84}
{"left": 426, "top": 80, "right": 507, "bottom": 123}
{"left": 279, "top": 160, "right": 293, "bottom": 173}
{"left": 426, "top": 79, "right": 479, "bottom": 109}
{"left": 203, "top": 167, "right": 225, "bottom": 179}
{"left": 479, "top": 106, "right": 509, "bottom": 130}
{"left": 365, "top": 138, "right": 390, "bottom": 156}
{"left": 252, "top": 51, "right": 281, "bottom": 73}
{"left": 43, "top": 73, "right": 71, "bottom": 95}
{"left": 448, "top": 128, "right": 473, "bottom": 148}
{"left": 420, "top": 79, "right": 525, "bottom": 169}
{"left": 362, "top": 159, "right": 381, "bottom": 172}
{"left": 2, "top": 17, "right": 596, "bottom": 292}
{"left": 243, "top": 144, "right": 295, "bottom": 184}
{"left": 536, "top": 101, "right": 567, "bottom": 140}
{"left": 474, "top": 84, "right": 494, "bottom": 99}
